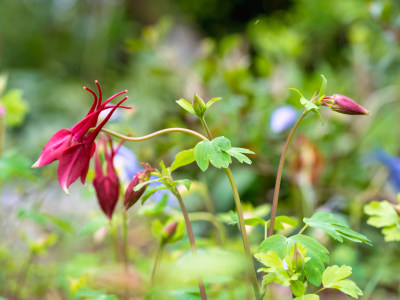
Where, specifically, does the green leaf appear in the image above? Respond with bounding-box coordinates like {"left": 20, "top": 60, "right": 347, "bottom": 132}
{"left": 244, "top": 217, "right": 265, "bottom": 226}
{"left": 194, "top": 140, "right": 211, "bottom": 171}
{"left": 266, "top": 216, "right": 298, "bottom": 231}
{"left": 257, "top": 234, "right": 288, "bottom": 259}
{"left": 381, "top": 225, "right": 400, "bottom": 242}
{"left": 170, "top": 149, "right": 195, "bottom": 171}
{"left": 294, "top": 295, "right": 320, "bottom": 300}
{"left": 288, "top": 235, "right": 329, "bottom": 286}
{"left": 205, "top": 97, "right": 222, "bottom": 109}
{"left": 322, "top": 265, "right": 352, "bottom": 287}
{"left": 194, "top": 138, "right": 232, "bottom": 171}
{"left": 226, "top": 148, "right": 251, "bottom": 164}
{"left": 212, "top": 136, "right": 231, "bottom": 151}
{"left": 255, "top": 251, "right": 283, "bottom": 268}
{"left": 133, "top": 179, "right": 162, "bottom": 191}
{"left": 174, "top": 179, "right": 191, "bottom": 191}
{"left": 209, "top": 139, "right": 231, "bottom": 168}
{"left": 364, "top": 201, "right": 398, "bottom": 227}
{"left": 322, "top": 265, "right": 362, "bottom": 299}
{"left": 290, "top": 88, "right": 324, "bottom": 125}
{"left": 0, "top": 89, "right": 29, "bottom": 127}
{"left": 304, "top": 211, "right": 371, "bottom": 245}
{"left": 331, "top": 279, "right": 363, "bottom": 299}
{"left": 176, "top": 98, "right": 195, "bottom": 114}
{"left": 290, "top": 281, "right": 306, "bottom": 297}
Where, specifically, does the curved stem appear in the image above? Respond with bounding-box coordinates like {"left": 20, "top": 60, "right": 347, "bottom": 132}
{"left": 199, "top": 118, "right": 261, "bottom": 299}
{"left": 151, "top": 242, "right": 164, "bottom": 285}
{"left": 172, "top": 188, "right": 208, "bottom": 300}
{"left": 224, "top": 168, "right": 261, "bottom": 299}
{"left": 102, "top": 127, "right": 208, "bottom": 142}
{"left": 268, "top": 110, "right": 308, "bottom": 237}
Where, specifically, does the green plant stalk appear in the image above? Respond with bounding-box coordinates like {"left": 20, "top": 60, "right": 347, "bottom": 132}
{"left": 298, "top": 224, "right": 309, "bottom": 235}
{"left": 199, "top": 117, "right": 261, "bottom": 300}
{"left": 151, "top": 241, "right": 164, "bottom": 285}
{"left": 172, "top": 188, "right": 208, "bottom": 300}
{"left": 109, "top": 219, "right": 120, "bottom": 262}
{"left": 268, "top": 110, "right": 308, "bottom": 237}
{"left": 122, "top": 211, "right": 129, "bottom": 273}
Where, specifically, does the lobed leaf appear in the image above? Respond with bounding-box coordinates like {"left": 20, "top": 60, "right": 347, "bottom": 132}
{"left": 304, "top": 211, "right": 371, "bottom": 245}
{"left": 322, "top": 265, "right": 362, "bottom": 299}
{"left": 257, "top": 234, "right": 288, "bottom": 259}
{"left": 364, "top": 201, "right": 398, "bottom": 228}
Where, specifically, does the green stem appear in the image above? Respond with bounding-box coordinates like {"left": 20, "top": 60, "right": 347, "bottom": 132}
{"left": 172, "top": 188, "right": 208, "bottom": 300}
{"left": 315, "top": 287, "right": 326, "bottom": 294}
{"left": 200, "top": 118, "right": 213, "bottom": 141}
{"left": 224, "top": 168, "right": 261, "bottom": 299}
{"left": 122, "top": 211, "right": 129, "bottom": 273}
{"left": 151, "top": 242, "right": 164, "bottom": 285}
{"left": 298, "top": 224, "right": 309, "bottom": 235}
{"left": 268, "top": 110, "right": 308, "bottom": 237}
{"left": 109, "top": 219, "right": 120, "bottom": 262}
{"left": 199, "top": 118, "right": 261, "bottom": 300}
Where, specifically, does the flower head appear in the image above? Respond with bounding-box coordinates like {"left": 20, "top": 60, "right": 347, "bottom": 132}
{"left": 93, "top": 134, "right": 121, "bottom": 220}
{"left": 33, "top": 81, "right": 131, "bottom": 193}
{"left": 321, "top": 94, "right": 370, "bottom": 115}
{"left": 123, "top": 163, "right": 154, "bottom": 211}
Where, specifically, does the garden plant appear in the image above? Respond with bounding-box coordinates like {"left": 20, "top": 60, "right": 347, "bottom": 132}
{"left": 32, "top": 76, "right": 371, "bottom": 300}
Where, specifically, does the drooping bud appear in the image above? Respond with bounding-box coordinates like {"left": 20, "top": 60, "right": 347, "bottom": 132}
{"left": 321, "top": 94, "right": 370, "bottom": 115}
{"left": 161, "top": 221, "right": 178, "bottom": 244}
{"left": 192, "top": 94, "right": 206, "bottom": 118}
{"left": 123, "top": 163, "right": 153, "bottom": 211}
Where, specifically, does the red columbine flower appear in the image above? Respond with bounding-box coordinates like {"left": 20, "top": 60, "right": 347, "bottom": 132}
{"left": 321, "top": 94, "right": 370, "bottom": 115}
{"left": 93, "top": 134, "right": 121, "bottom": 220}
{"left": 123, "top": 163, "right": 154, "bottom": 211}
{"left": 33, "top": 81, "right": 131, "bottom": 193}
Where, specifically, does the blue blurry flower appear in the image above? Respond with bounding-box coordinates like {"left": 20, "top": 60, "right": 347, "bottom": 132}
{"left": 114, "top": 145, "right": 142, "bottom": 184}
{"left": 270, "top": 106, "right": 298, "bottom": 134}
{"left": 374, "top": 150, "right": 400, "bottom": 192}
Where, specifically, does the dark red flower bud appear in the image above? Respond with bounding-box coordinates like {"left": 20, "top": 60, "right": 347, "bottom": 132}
{"left": 123, "top": 163, "right": 153, "bottom": 211}
{"left": 321, "top": 94, "right": 370, "bottom": 115}
{"left": 92, "top": 135, "right": 121, "bottom": 220}
{"left": 161, "top": 221, "right": 178, "bottom": 243}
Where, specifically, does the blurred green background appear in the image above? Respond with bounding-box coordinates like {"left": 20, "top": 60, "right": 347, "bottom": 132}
{"left": 1, "top": 0, "right": 400, "bottom": 299}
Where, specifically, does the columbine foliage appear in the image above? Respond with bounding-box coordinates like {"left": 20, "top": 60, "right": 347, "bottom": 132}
{"left": 194, "top": 136, "right": 254, "bottom": 171}
{"left": 304, "top": 211, "right": 372, "bottom": 245}
{"left": 364, "top": 200, "right": 400, "bottom": 241}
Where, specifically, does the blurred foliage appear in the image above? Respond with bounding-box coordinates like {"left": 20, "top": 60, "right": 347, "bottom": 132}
{"left": 1, "top": 0, "right": 400, "bottom": 299}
